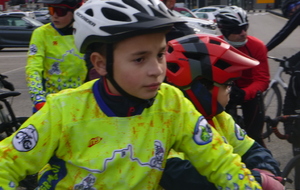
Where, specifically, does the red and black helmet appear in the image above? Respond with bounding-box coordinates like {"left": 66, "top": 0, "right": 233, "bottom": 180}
{"left": 166, "top": 34, "right": 259, "bottom": 88}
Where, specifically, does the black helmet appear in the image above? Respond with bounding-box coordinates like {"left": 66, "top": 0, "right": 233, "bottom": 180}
{"left": 281, "top": 0, "right": 300, "bottom": 17}
{"left": 215, "top": 6, "right": 248, "bottom": 28}
{"left": 38, "top": 0, "right": 82, "bottom": 8}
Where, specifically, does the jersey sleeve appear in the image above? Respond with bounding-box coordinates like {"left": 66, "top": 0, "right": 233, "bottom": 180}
{"left": 213, "top": 111, "right": 255, "bottom": 156}
{"left": 26, "top": 27, "right": 47, "bottom": 105}
{"left": 242, "top": 40, "right": 270, "bottom": 100}
{"left": 171, "top": 98, "right": 262, "bottom": 189}
{"left": 0, "top": 96, "right": 61, "bottom": 188}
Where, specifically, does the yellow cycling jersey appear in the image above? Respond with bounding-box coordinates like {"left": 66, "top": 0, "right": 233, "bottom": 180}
{"left": 0, "top": 81, "right": 261, "bottom": 190}
{"left": 168, "top": 111, "right": 254, "bottom": 159}
{"left": 212, "top": 111, "right": 255, "bottom": 156}
{"left": 26, "top": 23, "right": 87, "bottom": 105}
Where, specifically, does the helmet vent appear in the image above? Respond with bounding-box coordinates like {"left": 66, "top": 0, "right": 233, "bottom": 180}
{"left": 149, "top": 6, "right": 170, "bottom": 18}
{"left": 167, "top": 62, "right": 180, "bottom": 73}
{"left": 122, "top": 0, "right": 148, "bottom": 14}
{"left": 102, "top": 8, "right": 132, "bottom": 22}
{"left": 209, "top": 39, "right": 221, "bottom": 45}
{"left": 85, "top": 8, "right": 93, "bottom": 17}
{"left": 167, "top": 46, "right": 173, "bottom": 53}
{"left": 215, "top": 60, "right": 231, "bottom": 70}
{"left": 182, "top": 52, "right": 205, "bottom": 61}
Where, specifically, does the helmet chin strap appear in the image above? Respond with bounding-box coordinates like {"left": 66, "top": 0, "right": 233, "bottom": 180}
{"left": 105, "top": 44, "right": 155, "bottom": 108}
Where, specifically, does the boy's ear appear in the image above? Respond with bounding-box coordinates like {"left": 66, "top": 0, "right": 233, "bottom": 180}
{"left": 90, "top": 52, "right": 107, "bottom": 76}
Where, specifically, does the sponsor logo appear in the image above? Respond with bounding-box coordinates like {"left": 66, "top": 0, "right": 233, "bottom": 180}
{"left": 13, "top": 125, "right": 38, "bottom": 152}
{"left": 193, "top": 116, "right": 213, "bottom": 145}
{"left": 76, "top": 12, "right": 96, "bottom": 27}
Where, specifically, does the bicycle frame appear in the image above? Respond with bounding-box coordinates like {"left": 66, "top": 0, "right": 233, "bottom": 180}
{"left": 268, "top": 66, "right": 288, "bottom": 91}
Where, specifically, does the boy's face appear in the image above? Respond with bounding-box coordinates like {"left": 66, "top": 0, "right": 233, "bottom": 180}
{"left": 108, "top": 32, "right": 167, "bottom": 99}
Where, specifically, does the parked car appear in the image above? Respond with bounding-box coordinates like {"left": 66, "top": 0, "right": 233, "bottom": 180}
{"left": 35, "top": 7, "right": 49, "bottom": 15}
{"left": 1, "top": 11, "right": 36, "bottom": 19}
{"left": 192, "top": 6, "right": 227, "bottom": 16}
{"left": 0, "top": 14, "right": 43, "bottom": 50}
{"left": 194, "top": 12, "right": 216, "bottom": 23}
{"left": 34, "top": 12, "right": 50, "bottom": 24}
{"left": 172, "top": 10, "right": 217, "bottom": 35}
{"left": 173, "top": 7, "right": 198, "bottom": 18}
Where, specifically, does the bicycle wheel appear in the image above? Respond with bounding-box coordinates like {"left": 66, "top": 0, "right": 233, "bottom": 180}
{"left": 281, "top": 154, "right": 300, "bottom": 190}
{"left": 262, "top": 83, "right": 282, "bottom": 139}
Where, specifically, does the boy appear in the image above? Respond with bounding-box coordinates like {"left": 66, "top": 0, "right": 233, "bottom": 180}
{"left": 161, "top": 34, "right": 283, "bottom": 190}
{"left": 0, "top": 0, "right": 262, "bottom": 189}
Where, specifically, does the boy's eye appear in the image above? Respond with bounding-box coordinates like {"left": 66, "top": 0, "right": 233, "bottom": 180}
{"left": 134, "top": 58, "right": 144, "bottom": 63}
{"left": 158, "top": 53, "right": 164, "bottom": 59}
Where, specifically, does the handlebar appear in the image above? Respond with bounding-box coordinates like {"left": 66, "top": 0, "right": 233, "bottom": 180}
{"left": 268, "top": 56, "right": 292, "bottom": 75}
{"left": 268, "top": 56, "right": 286, "bottom": 63}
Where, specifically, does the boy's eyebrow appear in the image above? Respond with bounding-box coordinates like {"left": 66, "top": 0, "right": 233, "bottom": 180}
{"left": 131, "top": 46, "right": 167, "bottom": 56}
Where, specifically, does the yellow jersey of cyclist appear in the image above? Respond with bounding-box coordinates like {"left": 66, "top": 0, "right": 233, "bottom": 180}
{"left": 26, "top": 0, "right": 87, "bottom": 113}
{"left": 162, "top": 34, "right": 283, "bottom": 190}
{"left": 0, "top": 0, "right": 262, "bottom": 189}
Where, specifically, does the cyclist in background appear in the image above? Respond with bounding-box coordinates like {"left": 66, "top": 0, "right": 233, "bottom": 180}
{"left": 26, "top": 0, "right": 87, "bottom": 113}
{"left": 0, "top": 0, "right": 263, "bottom": 189}
{"left": 216, "top": 6, "right": 270, "bottom": 147}
{"left": 161, "top": 34, "right": 283, "bottom": 190}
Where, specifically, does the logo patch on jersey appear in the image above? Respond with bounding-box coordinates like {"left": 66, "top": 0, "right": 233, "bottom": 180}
{"left": 193, "top": 116, "right": 213, "bottom": 145}
{"left": 8, "top": 181, "right": 15, "bottom": 188}
{"left": 29, "top": 44, "right": 37, "bottom": 55}
{"left": 235, "top": 123, "right": 246, "bottom": 140}
{"left": 13, "top": 124, "right": 38, "bottom": 152}
{"left": 74, "top": 174, "right": 96, "bottom": 190}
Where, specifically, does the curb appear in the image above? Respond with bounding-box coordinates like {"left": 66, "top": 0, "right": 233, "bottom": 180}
{"left": 266, "top": 9, "right": 284, "bottom": 17}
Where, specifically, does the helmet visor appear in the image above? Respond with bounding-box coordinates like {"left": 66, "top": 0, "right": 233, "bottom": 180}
{"left": 48, "top": 6, "right": 72, "bottom": 17}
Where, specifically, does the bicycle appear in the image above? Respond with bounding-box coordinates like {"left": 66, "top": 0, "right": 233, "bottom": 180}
{"left": 262, "top": 56, "right": 291, "bottom": 139}
{"left": 264, "top": 114, "right": 300, "bottom": 190}
{"left": 0, "top": 74, "right": 28, "bottom": 140}
{"left": 0, "top": 74, "right": 37, "bottom": 190}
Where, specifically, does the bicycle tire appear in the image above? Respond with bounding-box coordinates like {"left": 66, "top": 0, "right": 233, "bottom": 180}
{"left": 281, "top": 154, "right": 300, "bottom": 190}
{"left": 262, "top": 83, "right": 282, "bottom": 139}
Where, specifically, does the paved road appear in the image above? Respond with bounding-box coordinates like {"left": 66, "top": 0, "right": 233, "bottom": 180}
{"left": 0, "top": 10, "right": 299, "bottom": 182}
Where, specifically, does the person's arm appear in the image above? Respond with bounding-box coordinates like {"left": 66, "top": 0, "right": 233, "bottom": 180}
{"left": 214, "top": 112, "right": 281, "bottom": 176}
{"left": 26, "top": 27, "right": 47, "bottom": 109}
{"left": 242, "top": 142, "right": 281, "bottom": 176}
{"left": 0, "top": 98, "right": 61, "bottom": 188}
{"left": 241, "top": 42, "right": 270, "bottom": 100}
{"left": 266, "top": 9, "right": 300, "bottom": 51}
{"left": 171, "top": 96, "right": 262, "bottom": 189}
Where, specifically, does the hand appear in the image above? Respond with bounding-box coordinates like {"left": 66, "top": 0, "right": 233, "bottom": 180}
{"left": 252, "top": 168, "right": 284, "bottom": 190}
{"left": 34, "top": 102, "right": 46, "bottom": 111}
{"left": 228, "top": 85, "right": 245, "bottom": 105}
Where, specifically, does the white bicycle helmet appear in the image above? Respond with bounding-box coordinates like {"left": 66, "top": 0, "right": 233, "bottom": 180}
{"left": 73, "top": 0, "right": 184, "bottom": 53}
{"left": 215, "top": 6, "right": 248, "bottom": 31}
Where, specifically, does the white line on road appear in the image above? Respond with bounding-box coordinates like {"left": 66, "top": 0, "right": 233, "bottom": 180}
{"left": 2, "top": 67, "right": 25, "bottom": 74}
{"left": 0, "top": 55, "right": 27, "bottom": 58}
